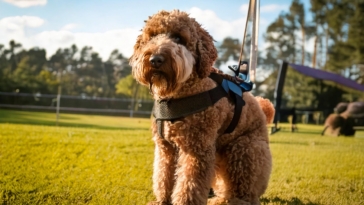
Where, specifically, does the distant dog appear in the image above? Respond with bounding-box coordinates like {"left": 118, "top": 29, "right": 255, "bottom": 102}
{"left": 130, "top": 10, "right": 274, "bottom": 205}
{"left": 322, "top": 114, "right": 345, "bottom": 136}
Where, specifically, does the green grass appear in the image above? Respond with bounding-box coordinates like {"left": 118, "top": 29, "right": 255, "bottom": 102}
{"left": 0, "top": 109, "right": 151, "bottom": 130}
{"left": 0, "top": 109, "right": 364, "bottom": 205}
{"left": 264, "top": 130, "right": 364, "bottom": 205}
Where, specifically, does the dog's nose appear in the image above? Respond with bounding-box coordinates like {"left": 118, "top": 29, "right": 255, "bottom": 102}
{"left": 149, "top": 55, "right": 165, "bottom": 68}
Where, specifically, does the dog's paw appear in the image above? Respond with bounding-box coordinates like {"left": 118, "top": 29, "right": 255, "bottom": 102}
{"left": 207, "top": 197, "right": 228, "bottom": 205}
{"left": 207, "top": 197, "right": 250, "bottom": 205}
{"left": 147, "top": 201, "right": 171, "bottom": 205}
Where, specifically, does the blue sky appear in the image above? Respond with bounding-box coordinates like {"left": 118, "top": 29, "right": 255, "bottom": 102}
{"left": 0, "top": 0, "right": 311, "bottom": 60}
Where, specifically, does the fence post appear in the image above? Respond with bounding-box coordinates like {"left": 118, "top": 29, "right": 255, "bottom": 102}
{"left": 56, "top": 66, "right": 62, "bottom": 126}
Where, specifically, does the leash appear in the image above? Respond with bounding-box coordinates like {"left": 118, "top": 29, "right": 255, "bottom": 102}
{"left": 236, "top": 0, "right": 259, "bottom": 84}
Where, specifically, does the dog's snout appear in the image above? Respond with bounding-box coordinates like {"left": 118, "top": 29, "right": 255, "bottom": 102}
{"left": 149, "top": 55, "right": 165, "bottom": 68}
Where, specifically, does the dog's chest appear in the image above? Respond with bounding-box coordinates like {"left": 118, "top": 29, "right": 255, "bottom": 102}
{"left": 153, "top": 102, "right": 231, "bottom": 143}
{"left": 159, "top": 120, "right": 190, "bottom": 142}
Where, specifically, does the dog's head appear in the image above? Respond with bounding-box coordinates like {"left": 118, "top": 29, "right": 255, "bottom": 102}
{"left": 130, "top": 10, "right": 217, "bottom": 97}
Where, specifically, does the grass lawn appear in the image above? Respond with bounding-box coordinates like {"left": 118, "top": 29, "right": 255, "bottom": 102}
{"left": 0, "top": 109, "right": 363, "bottom": 205}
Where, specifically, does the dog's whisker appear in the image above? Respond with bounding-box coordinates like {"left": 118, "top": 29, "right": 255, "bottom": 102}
{"left": 149, "top": 82, "right": 154, "bottom": 95}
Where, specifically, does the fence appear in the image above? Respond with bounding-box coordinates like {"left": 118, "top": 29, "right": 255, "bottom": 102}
{"left": 0, "top": 92, "right": 154, "bottom": 118}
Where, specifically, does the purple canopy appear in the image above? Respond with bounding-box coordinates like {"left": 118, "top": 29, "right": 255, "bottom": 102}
{"left": 289, "top": 63, "right": 364, "bottom": 92}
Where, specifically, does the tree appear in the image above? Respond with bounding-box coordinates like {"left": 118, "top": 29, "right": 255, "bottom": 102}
{"left": 264, "top": 14, "right": 296, "bottom": 66}
{"left": 289, "top": 0, "right": 315, "bottom": 65}
{"left": 11, "top": 56, "right": 57, "bottom": 94}
{"left": 49, "top": 46, "right": 79, "bottom": 96}
{"left": 104, "top": 49, "right": 132, "bottom": 97}
{"left": 6, "top": 40, "right": 22, "bottom": 73}
{"left": 214, "top": 37, "right": 241, "bottom": 68}
{"left": 115, "top": 74, "right": 152, "bottom": 111}
{"left": 0, "top": 44, "right": 12, "bottom": 91}
{"left": 346, "top": 1, "right": 364, "bottom": 85}
{"left": 107, "top": 49, "right": 131, "bottom": 80}
{"left": 310, "top": 0, "right": 329, "bottom": 68}
{"left": 259, "top": 14, "right": 297, "bottom": 104}
{"left": 115, "top": 75, "right": 151, "bottom": 100}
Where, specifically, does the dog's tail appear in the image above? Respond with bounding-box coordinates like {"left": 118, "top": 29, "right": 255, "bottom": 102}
{"left": 255, "top": 96, "right": 275, "bottom": 124}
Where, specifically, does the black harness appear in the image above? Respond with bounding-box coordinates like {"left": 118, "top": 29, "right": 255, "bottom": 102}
{"left": 153, "top": 73, "right": 246, "bottom": 138}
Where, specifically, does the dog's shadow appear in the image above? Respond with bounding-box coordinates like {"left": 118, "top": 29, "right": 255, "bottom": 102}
{"left": 209, "top": 190, "right": 320, "bottom": 205}
{"left": 260, "top": 196, "right": 320, "bottom": 205}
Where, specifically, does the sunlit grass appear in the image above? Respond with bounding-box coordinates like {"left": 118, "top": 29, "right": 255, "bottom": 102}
{"left": 0, "top": 109, "right": 151, "bottom": 130}
{"left": 264, "top": 130, "right": 364, "bottom": 205}
{"left": 0, "top": 123, "right": 154, "bottom": 205}
{"left": 0, "top": 110, "right": 363, "bottom": 204}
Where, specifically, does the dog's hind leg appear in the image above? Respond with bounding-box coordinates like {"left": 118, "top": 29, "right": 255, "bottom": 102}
{"left": 149, "top": 137, "right": 177, "bottom": 205}
{"left": 208, "top": 154, "right": 250, "bottom": 205}
{"left": 222, "top": 136, "right": 271, "bottom": 204}
{"left": 171, "top": 145, "right": 216, "bottom": 205}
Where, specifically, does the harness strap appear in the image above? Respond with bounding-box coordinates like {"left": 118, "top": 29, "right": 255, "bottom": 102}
{"left": 154, "top": 73, "right": 245, "bottom": 138}
{"left": 157, "top": 119, "right": 163, "bottom": 139}
{"left": 225, "top": 93, "right": 245, "bottom": 133}
{"left": 207, "top": 73, "right": 246, "bottom": 134}
{"left": 153, "top": 85, "right": 227, "bottom": 120}
{"left": 154, "top": 85, "right": 227, "bottom": 138}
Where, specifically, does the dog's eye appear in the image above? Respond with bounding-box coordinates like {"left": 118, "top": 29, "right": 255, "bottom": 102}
{"left": 171, "top": 35, "right": 185, "bottom": 45}
{"left": 171, "top": 36, "right": 180, "bottom": 43}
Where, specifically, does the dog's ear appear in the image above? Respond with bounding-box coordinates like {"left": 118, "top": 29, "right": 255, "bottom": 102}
{"left": 129, "top": 35, "right": 147, "bottom": 84}
{"left": 129, "top": 35, "right": 143, "bottom": 66}
{"left": 195, "top": 29, "right": 217, "bottom": 79}
{"left": 131, "top": 35, "right": 142, "bottom": 55}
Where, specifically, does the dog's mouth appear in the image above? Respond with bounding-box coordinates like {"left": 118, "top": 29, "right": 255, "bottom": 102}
{"left": 147, "top": 70, "right": 165, "bottom": 90}
{"left": 147, "top": 69, "right": 177, "bottom": 95}
{"left": 148, "top": 70, "right": 166, "bottom": 83}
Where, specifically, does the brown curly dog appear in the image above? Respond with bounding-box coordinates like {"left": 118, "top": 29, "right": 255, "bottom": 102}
{"left": 130, "top": 10, "right": 274, "bottom": 205}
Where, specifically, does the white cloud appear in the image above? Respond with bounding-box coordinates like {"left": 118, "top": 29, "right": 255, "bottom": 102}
{"left": 0, "top": 16, "right": 45, "bottom": 49}
{"left": 189, "top": 7, "right": 247, "bottom": 41}
{"left": 239, "top": 3, "right": 249, "bottom": 14}
{"left": 305, "top": 36, "right": 315, "bottom": 54}
{"left": 2, "top": 0, "right": 47, "bottom": 8}
{"left": 0, "top": 15, "right": 141, "bottom": 60}
{"left": 188, "top": 6, "right": 274, "bottom": 63}
{"left": 60, "top": 23, "right": 78, "bottom": 31}
{"left": 0, "top": 5, "right": 293, "bottom": 62}
{"left": 188, "top": 4, "right": 284, "bottom": 43}
{"left": 0, "top": 16, "right": 139, "bottom": 60}
{"left": 261, "top": 4, "right": 288, "bottom": 13}
{"left": 188, "top": 5, "right": 296, "bottom": 71}
{"left": 32, "top": 28, "right": 140, "bottom": 60}
{"left": 0, "top": 16, "right": 44, "bottom": 29}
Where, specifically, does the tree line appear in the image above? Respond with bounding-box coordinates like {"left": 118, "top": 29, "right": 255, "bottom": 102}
{"left": 0, "top": 0, "right": 363, "bottom": 114}
{"left": 0, "top": 42, "right": 136, "bottom": 98}
{"left": 217, "top": 0, "right": 363, "bottom": 113}
{"left": 265, "top": 0, "right": 364, "bottom": 112}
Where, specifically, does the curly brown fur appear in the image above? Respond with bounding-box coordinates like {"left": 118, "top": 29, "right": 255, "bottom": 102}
{"left": 322, "top": 114, "right": 345, "bottom": 136}
{"left": 130, "top": 10, "right": 273, "bottom": 205}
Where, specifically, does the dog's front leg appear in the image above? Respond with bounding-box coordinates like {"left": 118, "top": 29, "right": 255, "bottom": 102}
{"left": 150, "top": 137, "right": 177, "bottom": 205}
{"left": 171, "top": 144, "right": 215, "bottom": 205}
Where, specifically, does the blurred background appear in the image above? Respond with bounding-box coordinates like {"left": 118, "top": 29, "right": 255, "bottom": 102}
{"left": 0, "top": 0, "right": 363, "bottom": 123}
